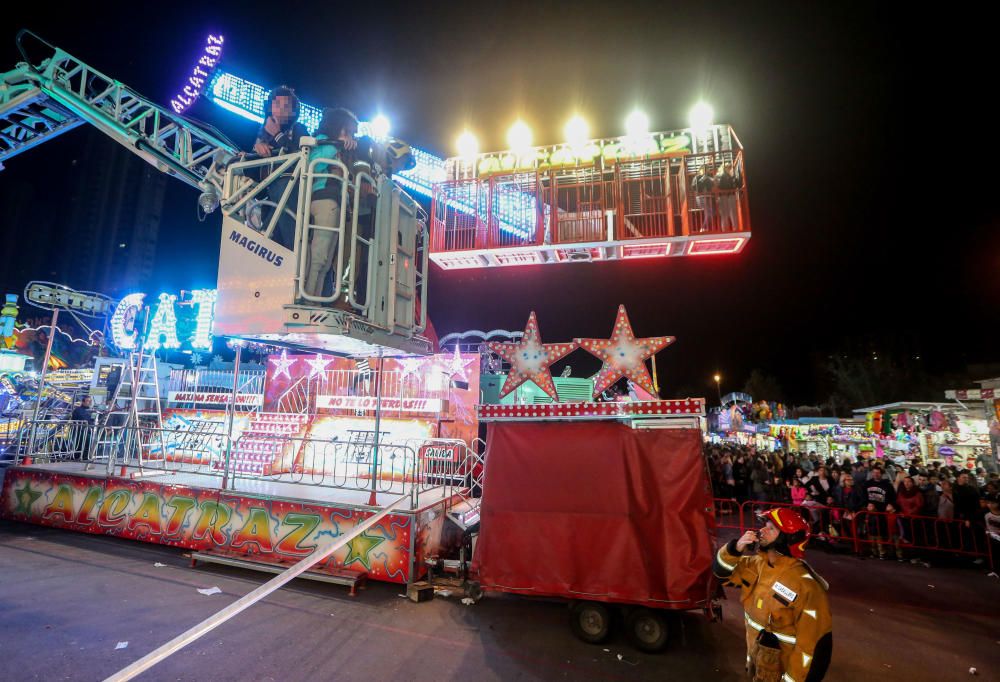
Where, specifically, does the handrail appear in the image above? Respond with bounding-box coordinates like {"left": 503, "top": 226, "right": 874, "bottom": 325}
{"left": 431, "top": 148, "right": 751, "bottom": 255}
{"left": 296, "top": 156, "right": 351, "bottom": 304}
{"left": 347, "top": 170, "right": 380, "bottom": 314}
{"left": 10, "top": 417, "right": 479, "bottom": 511}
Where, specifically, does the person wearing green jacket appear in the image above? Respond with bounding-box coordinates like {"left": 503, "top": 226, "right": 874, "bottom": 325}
{"left": 304, "top": 108, "right": 358, "bottom": 299}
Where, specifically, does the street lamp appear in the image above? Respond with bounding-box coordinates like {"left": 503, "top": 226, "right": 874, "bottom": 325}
{"left": 713, "top": 373, "right": 722, "bottom": 405}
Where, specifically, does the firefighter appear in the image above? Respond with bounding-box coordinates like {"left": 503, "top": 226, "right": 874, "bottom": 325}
{"left": 713, "top": 507, "right": 833, "bottom": 682}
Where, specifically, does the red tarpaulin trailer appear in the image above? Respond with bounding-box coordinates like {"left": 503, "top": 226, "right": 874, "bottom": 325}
{"left": 471, "top": 420, "right": 717, "bottom": 650}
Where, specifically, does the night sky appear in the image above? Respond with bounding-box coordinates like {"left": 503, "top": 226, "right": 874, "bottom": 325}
{"left": 1, "top": 2, "right": 996, "bottom": 404}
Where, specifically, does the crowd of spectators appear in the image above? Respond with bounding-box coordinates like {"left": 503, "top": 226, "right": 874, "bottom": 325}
{"left": 705, "top": 443, "right": 1000, "bottom": 573}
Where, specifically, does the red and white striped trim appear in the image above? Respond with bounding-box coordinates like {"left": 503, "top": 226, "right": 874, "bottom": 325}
{"left": 477, "top": 399, "right": 705, "bottom": 421}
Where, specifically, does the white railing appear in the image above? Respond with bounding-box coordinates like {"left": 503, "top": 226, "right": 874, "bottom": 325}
{"left": 166, "top": 368, "right": 266, "bottom": 395}
{"left": 276, "top": 375, "right": 313, "bottom": 415}
{"left": 9, "top": 419, "right": 478, "bottom": 511}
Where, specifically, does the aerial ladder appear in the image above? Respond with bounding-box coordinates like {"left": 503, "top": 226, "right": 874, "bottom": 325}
{"left": 0, "top": 30, "right": 430, "bottom": 358}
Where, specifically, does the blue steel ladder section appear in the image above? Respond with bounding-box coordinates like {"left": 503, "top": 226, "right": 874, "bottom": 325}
{"left": 0, "top": 79, "right": 84, "bottom": 166}
{"left": 0, "top": 33, "right": 533, "bottom": 239}
{"left": 0, "top": 30, "right": 236, "bottom": 195}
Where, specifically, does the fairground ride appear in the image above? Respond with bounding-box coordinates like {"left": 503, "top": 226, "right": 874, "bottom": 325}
{"left": 0, "top": 30, "right": 751, "bottom": 359}
{"left": 0, "top": 32, "right": 744, "bottom": 658}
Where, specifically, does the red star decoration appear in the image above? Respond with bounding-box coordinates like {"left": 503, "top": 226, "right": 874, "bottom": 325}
{"left": 575, "top": 305, "right": 675, "bottom": 399}
{"left": 488, "top": 311, "right": 577, "bottom": 401}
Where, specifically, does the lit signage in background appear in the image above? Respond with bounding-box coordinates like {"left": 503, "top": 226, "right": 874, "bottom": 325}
{"left": 110, "top": 292, "right": 145, "bottom": 351}
{"left": 110, "top": 289, "right": 217, "bottom": 352}
{"left": 207, "top": 70, "right": 447, "bottom": 198}
{"left": 146, "top": 293, "right": 181, "bottom": 350}
{"left": 170, "top": 34, "right": 225, "bottom": 114}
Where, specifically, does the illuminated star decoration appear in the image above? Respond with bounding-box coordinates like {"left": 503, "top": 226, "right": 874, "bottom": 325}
{"left": 269, "top": 349, "right": 297, "bottom": 381}
{"left": 444, "top": 345, "right": 477, "bottom": 383}
{"left": 14, "top": 482, "right": 41, "bottom": 515}
{"left": 487, "top": 311, "right": 577, "bottom": 401}
{"left": 343, "top": 530, "right": 385, "bottom": 570}
{"left": 575, "top": 305, "right": 675, "bottom": 399}
{"left": 395, "top": 356, "right": 426, "bottom": 379}
{"left": 305, "top": 353, "right": 332, "bottom": 377}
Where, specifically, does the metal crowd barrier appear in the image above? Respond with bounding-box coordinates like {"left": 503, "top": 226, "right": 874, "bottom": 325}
{"left": 712, "top": 498, "right": 993, "bottom": 563}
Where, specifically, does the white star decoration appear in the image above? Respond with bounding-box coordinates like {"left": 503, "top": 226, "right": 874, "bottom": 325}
{"left": 395, "top": 356, "right": 427, "bottom": 379}
{"left": 488, "top": 311, "right": 577, "bottom": 401}
{"left": 445, "top": 345, "right": 477, "bottom": 383}
{"left": 269, "top": 349, "right": 298, "bottom": 381}
{"left": 575, "top": 305, "right": 675, "bottom": 399}
{"left": 306, "top": 353, "right": 332, "bottom": 377}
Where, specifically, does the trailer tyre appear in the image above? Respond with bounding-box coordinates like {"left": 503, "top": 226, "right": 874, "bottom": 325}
{"left": 570, "top": 601, "right": 612, "bottom": 644}
{"left": 464, "top": 581, "right": 484, "bottom": 602}
{"left": 625, "top": 608, "right": 670, "bottom": 653}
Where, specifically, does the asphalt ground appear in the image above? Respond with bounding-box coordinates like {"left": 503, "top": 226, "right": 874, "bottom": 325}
{"left": 1, "top": 520, "right": 998, "bottom": 681}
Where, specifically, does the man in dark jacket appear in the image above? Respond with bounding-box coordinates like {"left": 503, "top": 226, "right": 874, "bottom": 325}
{"left": 692, "top": 163, "right": 716, "bottom": 232}
{"left": 70, "top": 395, "right": 94, "bottom": 424}
{"left": 862, "top": 467, "right": 896, "bottom": 559}
{"left": 953, "top": 472, "right": 983, "bottom": 558}
{"left": 716, "top": 161, "right": 741, "bottom": 230}
{"left": 69, "top": 396, "right": 96, "bottom": 460}
{"left": 253, "top": 86, "right": 310, "bottom": 250}
{"left": 851, "top": 458, "right": 870, "bottom": 488}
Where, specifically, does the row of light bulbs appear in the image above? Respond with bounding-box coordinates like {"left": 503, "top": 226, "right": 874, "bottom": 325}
{"left": 454, "top": 102, "right": 715, "bottom": 159}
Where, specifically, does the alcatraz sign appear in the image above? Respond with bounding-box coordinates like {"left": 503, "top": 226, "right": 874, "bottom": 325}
{"left": 316, "top": 395, "right": 444, "bottom": 414}
{"left": 170, "top": 35, "right": 225, "bottom": 114}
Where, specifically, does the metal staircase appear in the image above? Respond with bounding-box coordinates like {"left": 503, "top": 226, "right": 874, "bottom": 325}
{"left": 213, "top": 412, "right": 310, "bottom": 477}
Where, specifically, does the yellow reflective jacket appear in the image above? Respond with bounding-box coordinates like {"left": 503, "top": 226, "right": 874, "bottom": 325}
{"left": 714, "top": 540, "right": 833, "bottom": 682}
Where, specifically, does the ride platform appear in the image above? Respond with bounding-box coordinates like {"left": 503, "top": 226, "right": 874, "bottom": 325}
{"left": 0, "top": 462, "right": 462, "bottom": 586}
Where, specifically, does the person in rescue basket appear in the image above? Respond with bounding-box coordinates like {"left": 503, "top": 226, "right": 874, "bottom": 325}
{"left": 713, "top": 507, "right": 833, "bottom": 682}
{"left": 303, "top": 107, "right": 358, "bottom": 300}
{"left": 253, "top": 85, "right": 309, "bottom": 250}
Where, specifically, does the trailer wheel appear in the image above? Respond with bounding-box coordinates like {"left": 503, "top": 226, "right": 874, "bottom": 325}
{"left": 625, "top": 608, "right": 670, "bottom": 653}
{"left": 464, "top": 581, "right": 484, "bottom": 603}
{"left": 570, "top": 601, "right": 612, "bottom": 644}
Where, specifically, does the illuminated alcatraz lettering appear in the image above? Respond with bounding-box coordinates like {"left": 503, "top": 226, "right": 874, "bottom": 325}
{"left": 170, "top": 34, "right": 225, "bottom": 114}
{"left": 146, "top": 293, "right": 180, "bottom": 351}
{"left": 110, "top": 289, "right": 218, "bottom": 352}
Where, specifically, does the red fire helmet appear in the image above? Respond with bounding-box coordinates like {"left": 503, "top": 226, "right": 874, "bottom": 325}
{"left": 758, "top": 507, "right": 811, "bottom": 557}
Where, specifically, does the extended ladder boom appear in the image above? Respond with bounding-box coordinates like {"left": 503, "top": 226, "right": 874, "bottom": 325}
{"left": 0, "top": 30, "right": 236, "bottom": 198}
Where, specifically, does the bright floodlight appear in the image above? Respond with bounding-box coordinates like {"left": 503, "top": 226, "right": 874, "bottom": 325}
{"left": 370, "top": 114, "right": 391, "bottom": 140}
{"left": 456, "top": 130, "right": 479, "bottom": 159}
{"left": 507, "top": 120, "right": 533, "bottom": 153}
{"left": 625, "top": 110, "right": 650, "bottom": 137}
{"left": 689, "top": 102, "right": 714, "bottom": 130}
{"left": 564, "top": 115, "right": 589, "bottom": 147}
{"left": 713, "top": 374, "right": 721, "bottom": 383}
